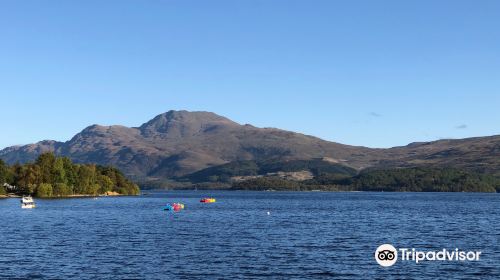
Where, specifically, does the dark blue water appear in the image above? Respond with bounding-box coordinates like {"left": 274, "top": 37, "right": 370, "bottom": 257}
{"left": 0, "top": 191, "right": 499, "bottom": 279}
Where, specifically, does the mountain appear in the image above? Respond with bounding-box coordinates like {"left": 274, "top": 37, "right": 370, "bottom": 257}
{"left": 0, "top": 111, "right": 379, "bottom": 179}
{"left": 380, "top": 136, "right": 500, "bottom": 176}
{"left": 1, "top": 110, "right": 499, "bottom": 182}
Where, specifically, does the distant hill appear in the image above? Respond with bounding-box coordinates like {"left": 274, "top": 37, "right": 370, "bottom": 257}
{"left": 378, "top": 135, "right": 500, "bottom": 176}
{"left": 179, "top": 159, "right": 358, "bottom": 183}
{"left": 231, "top": 167, "right": 500, "bottom": 193}
{"left": 1, "top": 110, "right": 499, "bottom": 184}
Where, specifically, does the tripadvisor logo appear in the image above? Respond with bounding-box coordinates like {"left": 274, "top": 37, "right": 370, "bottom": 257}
{"left": 375, "top": 244, "right": 482, "bottom": 267}
{"left": 375, "top": 244, "right": 398, "bottom": 267}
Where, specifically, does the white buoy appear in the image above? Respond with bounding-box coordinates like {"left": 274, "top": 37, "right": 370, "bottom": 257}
{"left": 267, "top": 211, "right": 271, "bottom": 215}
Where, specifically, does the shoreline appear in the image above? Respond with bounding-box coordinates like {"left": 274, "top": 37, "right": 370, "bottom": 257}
{"left": 4, "top": 190, "right": 498, "bottom": 198}
{"left": 0, "top": 194, "right": 21, "bottom": 198}
{"left": 0, "top": 191, "right": 135, "bottom": 199}
{"left": 142, "top": 189, "right": 499, "bottom": 193}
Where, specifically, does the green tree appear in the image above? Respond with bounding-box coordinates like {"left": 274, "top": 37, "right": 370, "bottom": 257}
{"left": 75, "top": 165, "right": 96, "bottom": 194}
{"left": 97, "top": 175, "right": 114, "bottom": 193}
{"left": 15, "top": 165, "right": 40, "bottom": 194}
{"left": 53, "top": 183, "right": 73, "bottom": 197}
{"left": 52, "top": 157, "right": 66, "bottom": 184}
{"left": 62, "top": 157, "right": 77, "bottom": 187}
{"left": 0, "top": 159, "right": 8, "bottom": 184}
{"left": 36, "top": 153, "right": 56, "bottom": 184}
{"left": 36, "top": 183, "right": 53, "bottom": 197}
{"left": 85, "top": 183, "right": 100, "bottom": 195}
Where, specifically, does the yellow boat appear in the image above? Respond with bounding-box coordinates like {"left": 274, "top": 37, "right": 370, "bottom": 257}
{"left": 200, "top": 198, "right": 216, "bottom": 203}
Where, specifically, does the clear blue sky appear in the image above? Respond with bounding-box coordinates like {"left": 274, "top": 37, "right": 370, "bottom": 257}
{"left": 1, "top": 0, "right": 499, "bottom": 149}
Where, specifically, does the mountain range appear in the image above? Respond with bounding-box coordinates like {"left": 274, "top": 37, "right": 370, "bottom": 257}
{"left": 1, "top": 110, "right": 499, "bottom": 182}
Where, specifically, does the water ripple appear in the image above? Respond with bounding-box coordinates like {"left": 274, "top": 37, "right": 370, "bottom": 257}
{"left": 0, "top": 192, "right": 499, "bottom": 279}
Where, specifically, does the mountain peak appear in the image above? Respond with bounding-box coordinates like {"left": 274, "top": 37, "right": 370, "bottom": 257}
{"left": 139, "top": 110, "right": 239, "bottom": 137}
{"left": 80, "top": 124, "right": 107, "bottom": 133}
{"left": 145, "top": 110, "right": 236, "bottom": 124}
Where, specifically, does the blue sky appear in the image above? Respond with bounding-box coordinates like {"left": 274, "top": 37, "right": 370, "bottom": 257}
{"left": 0, "top": 0, "right": 499, "bottom": 149}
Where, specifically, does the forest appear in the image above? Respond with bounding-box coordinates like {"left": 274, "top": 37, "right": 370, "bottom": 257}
{"left": 0, "top": 153, "right": 140, "bottom": 197}
{"left": 232, "top": 167, "right": 500, "bottom": 192}
{"left": 179, "top": 159, "right": 357, "bottom": 183}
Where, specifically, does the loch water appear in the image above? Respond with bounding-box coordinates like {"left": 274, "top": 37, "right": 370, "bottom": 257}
{"left": 0, "top": 191, "right": 499, "bottom": 279}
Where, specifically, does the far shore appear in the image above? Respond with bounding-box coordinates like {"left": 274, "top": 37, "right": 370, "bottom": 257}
{"left": 142, "top": 188, "right": 499, "bottom": 193}
{"left": 0, "top": 194, "right": 21, "bottom": 198}
{"left": 0, "top": 191, "right": 129, "bottom": 199}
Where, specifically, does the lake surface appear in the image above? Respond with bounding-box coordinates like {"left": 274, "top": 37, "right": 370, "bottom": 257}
{"left": 1, "top": 191, "right": 499, "bottom": 279}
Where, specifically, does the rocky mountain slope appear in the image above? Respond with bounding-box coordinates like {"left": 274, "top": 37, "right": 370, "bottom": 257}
{"left": 380, "top": 135, "right": 500, "bottom": 175}
{"left": 1, "top": 110, "right": 499, "bottom": 180}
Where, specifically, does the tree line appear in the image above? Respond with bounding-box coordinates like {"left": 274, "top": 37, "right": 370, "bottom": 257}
{"left": 0, "top": 153, "right": 140, "bottom": 197}
{"left": 232, "top": 167, "right": 500, "bottom": 192}
{"left": 338, "top": 167, "right": 500, "bottom": 192}
{"left": 180, "top": 159, "right": 357, "bottom": 183}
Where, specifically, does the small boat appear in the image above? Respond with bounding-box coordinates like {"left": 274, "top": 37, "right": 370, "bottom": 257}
{"left": 164, "top": 203, "right": 185, "bottom": 212}
{"left": 173, "top": 203, "right": 185, "bottom": 210}
{"left": 21, "top": 196, "right": 36, "bottom": 209}
{"left": 200, "top": 198, "right": 216, "bottom": 203}
{"left": 164, "top": 204, "right": 174, "bottom": 211}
